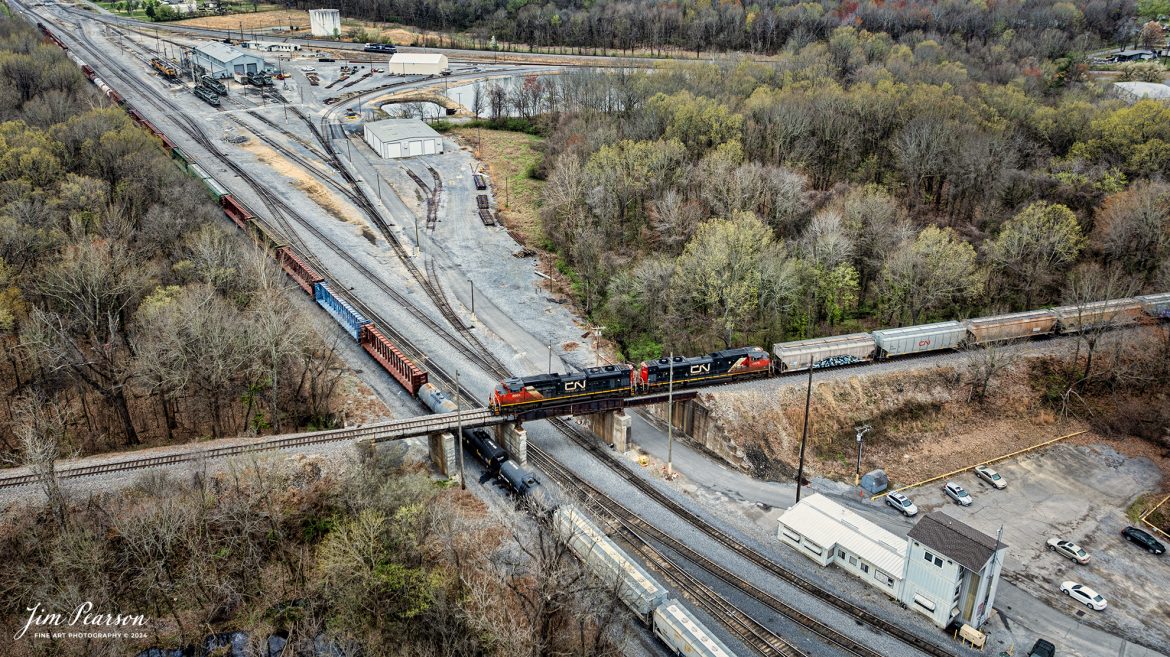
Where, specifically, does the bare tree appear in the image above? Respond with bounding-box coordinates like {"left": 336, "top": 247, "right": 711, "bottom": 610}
{"left": 1062, "top": 264, "right": 1139, "bottom": 388}
{"left": 5, "top": 392, "right": 73, "bottom": 526}
{"left": 963, "top": 341, "right": 1018, "bottom": 402}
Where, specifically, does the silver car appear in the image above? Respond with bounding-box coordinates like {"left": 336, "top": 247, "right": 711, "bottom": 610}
{"left": 944, "top": 482, "right": 973, "bottom": 506}
{"left": 1047, "top": 538, "right": 1090, "bottom": 564}
{"left": 885, "top": 491, "right": 918, "bottom": 517}
{"left": 974, "top": 465, "right": 1007, "bottom": 489}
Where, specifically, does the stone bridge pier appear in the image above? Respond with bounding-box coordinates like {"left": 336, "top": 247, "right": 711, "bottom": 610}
{"left": 428, "top": 432, "right": 458, "bottom": 481}
{"left": 584, "top": 410, "right": 632, "bottom": 451}
{"left": 495, "top": 422, "right": 528, "bottom": 465}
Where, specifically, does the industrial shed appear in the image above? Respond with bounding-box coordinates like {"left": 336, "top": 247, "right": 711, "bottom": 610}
{"left": 191, "top": 42, "right": 268, "bottom": 79}
{"left": 777, "top": 493, "right": 907, "bottom": 599}
{"left": 1112, "top": 81, "right": 1170, "bottom": 103}
{"left": 363, "top": 119, "right": 444, "bottom": 159}
{"left": 387, "top": 52, "right": 448, "bottom": 75}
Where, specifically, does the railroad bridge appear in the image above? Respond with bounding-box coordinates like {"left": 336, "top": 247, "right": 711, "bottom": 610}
{"left": 0, "top": 391, "right": 698, "bottom": 490}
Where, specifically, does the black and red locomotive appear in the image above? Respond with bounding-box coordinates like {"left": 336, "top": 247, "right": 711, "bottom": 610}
{"left": 489, "top": 347, "right": 771, "bottom": 415}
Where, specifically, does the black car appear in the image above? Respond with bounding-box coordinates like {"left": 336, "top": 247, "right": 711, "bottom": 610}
{"left": 1028, "top": 639, "right": 1055, "bottom": 657}
{"left": 1122, "top": 526, "right": 1165, "bottom": 554}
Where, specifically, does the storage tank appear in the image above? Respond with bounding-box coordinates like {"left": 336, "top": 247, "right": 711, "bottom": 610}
{"left": 308, "top": 9, "right": 341, "bottom": 37}
{"left": 553, "top": 505, "right": 668, "bottom": 625}
{"left": 872, "top": 321, "right": 967, "bottom": 357}
{"left": 418, "top": 382, "right": 458, "bottom": 414}
{"left": 1050, "top": 299, "right": 1143, "bottom": 333}
{"left": 773, "top": 333, "right": 876, "bottom": 372}
{"left": 964, "top": 310, "right": 1057, "bottom": 344}
{"left": 1135, "top": 293, "right": 1170, "bottom": 319}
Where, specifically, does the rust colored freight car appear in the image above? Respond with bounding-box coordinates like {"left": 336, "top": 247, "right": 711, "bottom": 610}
{"left": 220, "top": 194, "right": 253, "bottom": 229}
{"left": 1051, "top": 299, "right": 1144, "bottom": 333}
{"left": 275, "top": 247, "right": 323, "bottom": 294}
{"left": 359, "top": 325, "right": 428, "bottom": 394}
{"left": 965, "top": 310, "right": 1058, "bottom": 344}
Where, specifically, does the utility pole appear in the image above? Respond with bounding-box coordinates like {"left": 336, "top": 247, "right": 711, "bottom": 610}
{"left": 591, "top": 326, "right": 605, "bottom": 366}
{"left": 667, "top": 352, "right": 675, "bottom": 479}
{"left": 854, "top": 424, "right": 871, "bottom": 487}
{"left": 455, "top": 370, "right": 465, "bottom": 490}
{"left": 414, "top": 214, "right": 420, "bottom": 257}
{"left": 548, "top": 343, "right": 553, "bottom": 374}
{"left": 795, "top": 356, "right": 814, "bottom": 503}
{"left": 469, "top": 280, "right": 476, "bottom": 325}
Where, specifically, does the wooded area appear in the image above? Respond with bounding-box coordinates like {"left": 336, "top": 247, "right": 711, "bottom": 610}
{"left": 0, "top": 19, "right": 345, "bottom": 463}
{"left": 452, "top": 13, "right": 1170, "bottom": 360}
{"left": 0, "top": 452, "right": 625, "bottom": 657}
{"left": 300, "top": 0, "right": 1142, "bottom": 57}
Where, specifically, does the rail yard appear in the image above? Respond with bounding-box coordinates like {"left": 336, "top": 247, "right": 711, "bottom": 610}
{"left": 4, "top": 3, "right": 1168, "bottom": 657}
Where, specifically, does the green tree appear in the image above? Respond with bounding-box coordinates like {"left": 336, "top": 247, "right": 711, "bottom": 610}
{"left": 672, "top": 211, "right": 771, "bottom": 348}
{"left": 878, "top": 226, "right": 982, "bottom": 325}
{"left": 648, "top": 90, "right": 743, "bottom": 152}
{"left": 817, "top": 263, "right": 859, "bottom": 326}
{"left": 985, "top": 202, "right": 1085, "bottom": 307}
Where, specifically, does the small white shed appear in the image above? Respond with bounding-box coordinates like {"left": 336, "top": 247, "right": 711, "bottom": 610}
{"left": 363, "top": 119, "right": 444, "bottom": 159}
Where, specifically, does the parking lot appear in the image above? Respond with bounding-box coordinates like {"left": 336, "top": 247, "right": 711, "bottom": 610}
{"left": 902, "top": 442, "right": 1169, "bottom": 652}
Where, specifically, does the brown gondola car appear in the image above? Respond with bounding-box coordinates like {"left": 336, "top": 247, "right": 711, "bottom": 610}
{"left": 359, "top": 325, "right": 428, "bottom": 395}
{"left": 275, "top": 246, "right": 324, "bottom": 294}
{"left": 220, "top": 194, "right": 253, "bottom": 229}
{"left": 248, "top": 217, "right": 285, "bottom": 251}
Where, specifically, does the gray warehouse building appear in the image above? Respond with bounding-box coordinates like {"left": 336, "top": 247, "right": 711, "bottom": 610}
{"left": 363, "top": 119, "right": 444, "bottom": 159}
{"left": 191, "top": 42, "right": 268, "bottom": 79}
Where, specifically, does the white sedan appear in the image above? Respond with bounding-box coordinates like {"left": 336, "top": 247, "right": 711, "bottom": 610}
{"left": 299, "top": 66, "right": 316, "bottom": 72}
{"left": 1060, "top": 581, "right": 1107, "bottom": 610}
{"left": 1047, "top": 538, "right": 1090, "bottom": 564}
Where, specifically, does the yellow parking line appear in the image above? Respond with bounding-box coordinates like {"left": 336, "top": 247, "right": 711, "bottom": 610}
{"left": 870, "top": 430, "right": 1086, "bottom": 502}
{"left": 1139, "top": 493, "right": 1170, "bottom": 541}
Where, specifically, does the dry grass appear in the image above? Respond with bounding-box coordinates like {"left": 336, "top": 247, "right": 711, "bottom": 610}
{"left": 176, "top": 9, "right": 309, "bottom": 31}
{"left": 235, "top": 132, "right": 364, "bottom": 226}
{"left": 449, "top": 128, "right": 545, "bottom": 247}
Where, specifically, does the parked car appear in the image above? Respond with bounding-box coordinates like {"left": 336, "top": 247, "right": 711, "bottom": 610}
{"left": 1121, "top": 526, "right": 1166, "bottom": 555}
{"left": 944, "top": 482, "right": 973, "bottom": 506}
{"left": 1028, "top": 639, "right": 1056, "bottom": 657}
{"left": 1046, "top": 538, "right": 1090, "bottom": 564}
{"left": 299, "top": 66, "right": 316, "bottom": 72}
{"left": 974, "top": 465, "right": 1007, "bottom": 489}
{"left": 1060, "top": 581, "right": 1107, "bottom": 610}
{"left": 885, "top": 491, "right": 918, "bottom": 517}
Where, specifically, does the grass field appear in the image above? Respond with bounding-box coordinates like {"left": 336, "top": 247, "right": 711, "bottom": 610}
{"left": 451, "top": 127, "right": 545, "bottom": 247}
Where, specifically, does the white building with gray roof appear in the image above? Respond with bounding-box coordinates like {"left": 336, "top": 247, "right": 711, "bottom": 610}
{"left": 363, "top": 119, "right": 444, "bottom": 159}
{"left": 191, "top": 42, "right": 268, "bottom": 79}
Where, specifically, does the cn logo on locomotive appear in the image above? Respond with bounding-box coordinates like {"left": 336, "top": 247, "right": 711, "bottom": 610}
{"left": 689, "top": 364, "right": 710, "bottom": 375}
{"left": 564, "top": 380, "right": 586, "bottom": 391}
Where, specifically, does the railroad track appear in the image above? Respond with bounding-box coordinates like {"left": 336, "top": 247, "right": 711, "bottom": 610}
{"left": 531, "top": 447, "right": 806, "bottom": 657}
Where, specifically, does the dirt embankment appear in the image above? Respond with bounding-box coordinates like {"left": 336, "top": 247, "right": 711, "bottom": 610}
{"left": 704, "top": 357, "right": 1169, "bottom": 489}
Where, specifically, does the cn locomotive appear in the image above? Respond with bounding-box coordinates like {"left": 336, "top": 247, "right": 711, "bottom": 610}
{"left": 489, "top": 346, "right": 771, "bottom": 414}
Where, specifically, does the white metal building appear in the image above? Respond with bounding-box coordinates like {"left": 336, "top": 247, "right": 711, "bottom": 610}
{"left": 191, "top": 42, "right": 268, "bottom": 79}
{"left": 242, "top": 41, "right": 302, "bottom": 52}
{"left": 1112, "top": 81, "right": 1170, "bottom": 103}
{"left": 363, "top": 119, "right": 444, "bottom": 159}
{"left": 309, "top": 9, "right": 341, "bottom": 38}
{"left": 388, "top": 52, "right": 448, "bottom": 76}
{"left": 904, "top": 513, "right": 1006, "bottom": 630}
{"left": 777, "top": 494, "right": 907, "bottom": 599}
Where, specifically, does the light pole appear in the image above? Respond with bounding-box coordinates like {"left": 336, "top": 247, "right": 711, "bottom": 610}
{"left": 854, "top": 425, "right": 871, "bottom": 487}
{"left": 455, "top": 370, "right": 465, "bottom": 490}
{"left": 590, "top": 326, "right": 605, "bottom": 366}
{"left": 547, "top": 343, "right": 553, "bottom": 374}
{"left": 469, "top": 280, "right": 476, "bottom": 325}
{"left": 667, "top": 352, "right": 675, "bottom": 479}
{"left": 795, "top": 356, "right": 814, "bottom": 503}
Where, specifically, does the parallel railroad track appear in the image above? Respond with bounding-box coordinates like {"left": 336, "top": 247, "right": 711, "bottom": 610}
{"left": 530, "top": 446, "right": 806, "bottom": 657}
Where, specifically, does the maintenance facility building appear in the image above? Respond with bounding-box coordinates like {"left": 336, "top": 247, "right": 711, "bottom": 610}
{"left": 363, "top": 119, "right": 444, "bottom": 159}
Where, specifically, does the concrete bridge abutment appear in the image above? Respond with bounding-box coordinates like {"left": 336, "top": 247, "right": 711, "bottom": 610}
{"left": 584, "top": 410, "right": 632, "bottom": 452}
{"left": 428, "top": 431, "right": 458, "bottom": 481}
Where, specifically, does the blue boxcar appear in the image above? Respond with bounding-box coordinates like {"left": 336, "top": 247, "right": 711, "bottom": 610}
{"left": 313, "top": 281, "right": 370, "bottom": 340}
